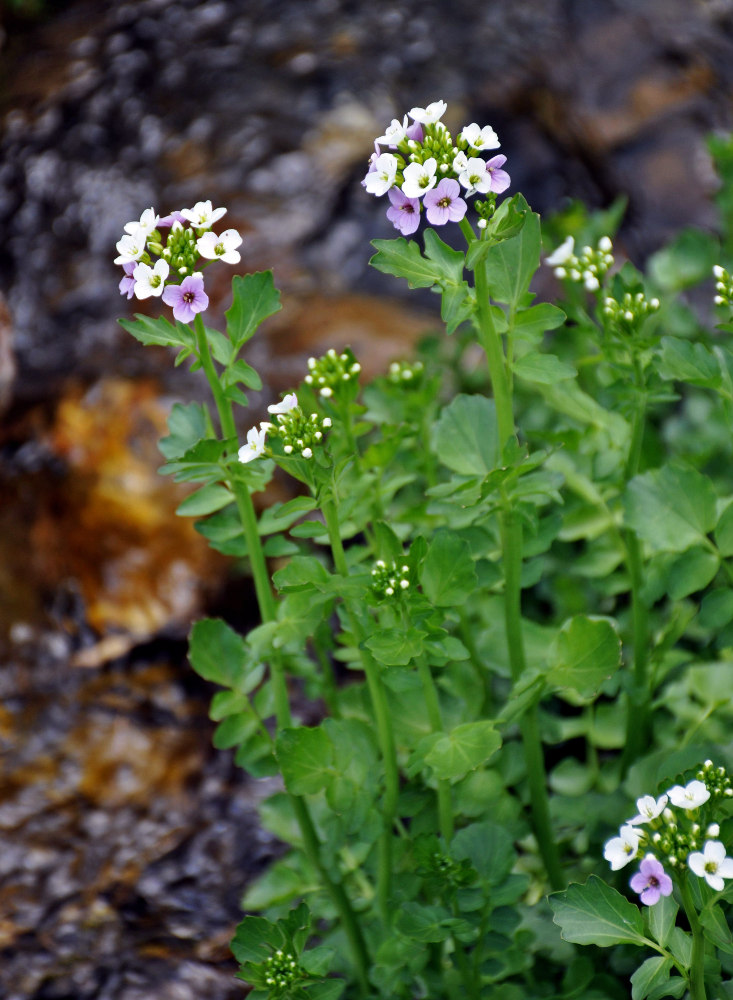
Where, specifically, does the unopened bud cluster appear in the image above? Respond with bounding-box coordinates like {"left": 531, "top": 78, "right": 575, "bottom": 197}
{"left": 263, "top": 949, "right": 302, "bottom": 991}
{"left": 697, "top": 758, "right": 733, "bottom": 798}
{"left": 602, "top": 290, "right": 660, "bottom": 330}
{"left": 371, "top": 559, "right": 410, "bottom": 599}
{"left": 268, "top": 408, "right": 332, "bottom": 460}
{"left": 545, "top": 236, "right": 614, "bottom": 291}
{"left": 714, "top": 264, "right": 733, "bottom": 307}
{"left": 387, "top": 359, "right": 424, "bottom": 386}
{"left": 304, "top": 348, "right": 361, "bottom": 399}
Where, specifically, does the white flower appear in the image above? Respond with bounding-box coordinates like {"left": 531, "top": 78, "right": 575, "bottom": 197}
{"left": 688, "top": 840, "right": 733, "bottom": 891}
{"left": 180, "top": 200, "right": 227, "bottom": 230}
{"left": 114, "top": 227, "right": 147, "bottom": 265}
{"left": 628, "top": 794, "right": 669, "bottom": 826}
{"left": 604, "top": 825, "right": 642, "bottom": 870}
{"left": 238, "top": 425, "right": 267, "bottom": 463}
{"left": 375, "top": 116, "right": 409, "bottom": 146}
{"left": 267, "top": 393, "right": 298, "bottom": 415}
{"left": 460, "top": 122, "right": 500, "bottom": 151}
{"left": 457, "top": 157, "right": 492, "bottom": 196}
{"left": 452, "top": 150, "right": 469, "bottom": 174}
{"left": 363, "top": 153, "right": 399, "bottom": 196}
{"left": 133, "top": 258, "right": 170, "bottom": 299}
{"left": 196, "top": 229, "right": 243, "bottom": 264}
{"left": 124, "top": 207, "right": 159, "bottom": 237}
{"left": 667, "top": 780, "right": 710, "bottom": 810}
{"left": 401, "top": 157, "right": 438, "bottom": 199}
{"left": 408, "top": 100, "right": 447, "bottom": 125}
{"left": 545, "top": 236, "right": 575, "bottom": 267}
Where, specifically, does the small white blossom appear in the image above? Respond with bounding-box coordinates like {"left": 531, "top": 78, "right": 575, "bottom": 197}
{"left": 267, "top": 393, "right": 299, "bottom": 415}
{"left": 133, "top": 258, "right": 170, "bottom": 299}
{"left": 375, "top": 116, "right": 409, "bottom": 146}
{"left": 124, "top": 207, "right": 159, "bottom": 237}
{"left": 628, "top": 794, "right": 669, "bottom": 826}
{"left": 457, "top": 157, "right": 492, "bottom": 196}
{"left": 401, "top": 158, "right": 438, "bottom": 199}
{"left": 460, "top": 122, "right": 500, "bottom": 151}
{"left": 114, "top": 228, "right": 147, "bottom": 265}
{"left": 238, "top": 426, "right": 267, "bottom": 463}
{"left": 688, "top": 840, "right": 733, "bottom": 891}
{"left": 545, "top": 236, "right": 575, "bottom": 267}
{"left": 364, "top": 153, "right": 399, "bottom": 196}
{"left": 604, "top": 825, "right": 642, "bottom": 870}
{"left": 181, "top": 200, "right": 227, "bottom": 230}
{"left": 407, "top": 100, "right": 447, "bottom": 125}
{"left": 667, "top": 780, "right": 710, "bottom": 810}
{"left": 196, "top": 229, "right": 243, "bottom": 264}
{"left": 452, "top": 150, "right": 469, "bottom": 175}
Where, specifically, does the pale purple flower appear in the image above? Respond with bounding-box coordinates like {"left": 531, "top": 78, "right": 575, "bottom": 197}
{"left": 423, "top": 178, "right": 467, "bottom": 226}
{"left": 405, "top": 121, "right": 423, "bottom": 143}
{"left": 162, "top": 272, "right": 209, "bottom": 323}
{"left": 158, "top": 210, "right": 187, "bottom": 228}
{"left": 630, "top": 855, "right": 673, "bottom": 905}
{"left": 386, "top": 188, "right": 420, "bottom": 235}
{"left": 689, "top": 841, "right": 733, "bottom": 891}
{"left": 485, "top": 154, "right": 510, "bottom": 194}
{"left": 119, "top": 262, "right": 136, "bottom": 299}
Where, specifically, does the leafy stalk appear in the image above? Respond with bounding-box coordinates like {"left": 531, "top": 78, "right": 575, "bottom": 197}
{"left": 679, "top": 876, "right": 708, "bottom": 1000}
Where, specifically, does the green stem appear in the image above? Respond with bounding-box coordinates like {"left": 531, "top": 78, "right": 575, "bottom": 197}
{"left": 679, "top": 877, "right": 707, "bottom": 1000}
{"left": 322, "top": 496, "right": 400, "bottom": 924}
{"left": 417, "top": 657, "right": 454, "bottom": 843}
{"left": 194, "top": 317, "right": 370, "bottom": 991}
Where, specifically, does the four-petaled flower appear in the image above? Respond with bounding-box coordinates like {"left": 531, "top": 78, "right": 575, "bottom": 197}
{"left": 604, "top": 825, "right": 641, "bottom": 870}
{"left": 630, "top": 855, "right": 673, "bottom": 905}
{"left": 423, "top": 178, "right": 467, "bottom": 226}
{"left": 124, "top": 207, "right": 159, "bottom": 237}
{"left": 484, "top": 154, "right": 511, "bottom": 194}
{"left": 667, "top": 780, "right": 710, "bottom": 810}
{"left": 386, "top": 188, "right": 420, "bottom": 235}
{"left": 401, "top": 158, "right": 438, "bottom": 199}
{"left": 375, "top": 116, "right": 409, "bottom": 147}
{"left": 181, "top": 200, "right": 227, "bottom": 230}
{"left": 688, "top": 840, "right": 733, "bottom": 891}
{"left": 363, "top": 153, "right": 399, "bottom": 197}
{"left": 238, "top": 426, "right": 267, "bottom": 464}
{"left": 162, "top": 272, "right": 209, "bottom": 323}
{"left": 133, "top": 259, "right": 170, "bottom": 299}
{"left": 457, "top": 157, "right": 493, "bottom": 196}
{"left": 408, "top": 100, "right": 447, "bottom": 125}
{"left": 460, "top": 122, "right": 500, "bottom": 151}
{"left": 628, "top": 794, "right": 669, "bottom": 826}
{"left": 268, "top": 393, "right": 299, "bottom": 415}
{"left": 114, "top": 229, "right": 147, "bottom": 265}
{"left": 197, "top": 229, "right": 243, "bottom": 264}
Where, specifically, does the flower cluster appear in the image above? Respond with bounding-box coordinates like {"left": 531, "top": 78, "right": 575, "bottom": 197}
{"left": 262, "top": 949, "right": 303, "bottom": 992}
{"left": 114, "top": 201, "right": 242, "bottom": 323}
{"left": 545, "top": 235, "right": 614, "bottom": 292}
{"left": 304, "top": 348, "right": 361, "bottom": 399}
{"left": 714, "top": 264, "right": 733, "bottom": 307}
{"left": 239, "top": 392, "right": 332, "bottom": 465}
{"left": 603, "top": 762, "right": 733, "bottom": 904}
{"left": 363, "top": 100, "right": 510, "bottom": 235}
{"left": 371, "top": 559, "right": 410, "bottom": 600}
{"left": 387, "top": 359, "right": 425, "bottom": 385}
{"left": 602, "top": 290, "right": 660, "bottom": 330}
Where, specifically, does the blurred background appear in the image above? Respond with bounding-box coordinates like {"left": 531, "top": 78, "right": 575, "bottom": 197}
{"left": 1, "top": 0, "right": 733, "bottom": 997}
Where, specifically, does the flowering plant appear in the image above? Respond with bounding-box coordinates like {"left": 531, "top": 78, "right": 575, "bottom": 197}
{"left": 116, "top": 106, "right": 733, "bottom": 1000}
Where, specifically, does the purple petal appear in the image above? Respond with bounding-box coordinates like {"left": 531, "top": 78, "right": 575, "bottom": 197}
{"left": 640, "top": 885, "right": 661, "bottom": 906}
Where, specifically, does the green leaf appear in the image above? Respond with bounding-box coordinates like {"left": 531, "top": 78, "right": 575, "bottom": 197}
{"left": 304, "top": 981, "right": 345, "bottom": 1000}
{"left": 715, "top": 501, "right": 733, "bottom": 556}
{"left": 666, "top": 547, "right": 719, "bottom": 600}
{"left": 549, "top": 876, "right": 646, "bottom": 947}
{"left": 478, "top": 205, "right": 541, "bottom": 307}
{"left": 422, "top": 228, "right": 466, "bottom": 285}
{"left": 513, "top": 352, "right": 576, "bottom": 385}
{"left": 647, "top": 227, "right": 719, "bottom": 292}
{"left": 189, "top": 618, "right": 247, "bottom": 688}
{"left": 420, "top": 529, "right": 478, "bottom": 607}
{"left": 440, "top": 280, "right": 474, "bottom": 334}
{"left": 423, "top": 720, "right": 501, "bottom": 780}
{"left": 512, "top": 302, "right": 566, "bottom": 345}
{"left": 159, "top": 402, "right": 210, "bottom": 460}
{"left": 225, "top": 271, "right": 282, "bottom": 351}
{"left": 369, "top": 237, "right": 445, "bottom": 289}
{"left": 699, "top": 588, "right": 733, "bottom": 629}
{"left": 431, "top": 394, "right": 498, "bottom": 475}
{"left": 631, "top": 957, "right": 673, "bottom": 1000}
{"left": 700, "top": 905, "right": 733, "bottom": 955}
{"left": 624, "top": 463, "right": 718, "bottom": 553}
{"left": 667, "top": 927, "right": 692, "bottom": 967}
{"left": 657, "top": 337, "right": 722, "bottom": 388}
{"left": 363, "top": 627, "right": 425, "bottom": 666}
{"left": 276, "top": 726, "right": 333, "bottom": 795}
{"left": 119, "top": 313, "right": 195, "bottom": 350}
{"left": 451, "top": 821, "right": 515, "bottom": 885}
{"left": 224, "top": 357, "right": 263, "bottom": 391}
{"left": 546, "top": 616, "right": 621, "bottom": 700}
{"left": 176, "top": 483, "right": 233, "bottom": 516}
{"left": 395, "top": 902, "right": 454, "bottom": 942}
{"left": 646, "top": 892, "right": 678, "bottom": 948}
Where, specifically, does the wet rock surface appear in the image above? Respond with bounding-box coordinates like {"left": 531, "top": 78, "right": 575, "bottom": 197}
{"left": 2, "top": 0, "right": 733, "bottom": 996}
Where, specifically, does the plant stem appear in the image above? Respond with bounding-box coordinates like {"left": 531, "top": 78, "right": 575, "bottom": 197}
{"left": 679, "top": 876, "right": 707, "bottom": 1000}
{"left": 417, "top": 657, "right": 454, "bottom": 843}
{"left": 322, "top": 495, "right": 400, "bottom": 924}
{"left": 466, "top": 247, "right": 564, "bottom": 890}
{"left": 194, "top": 317, "right": 370, "bottom": 991}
